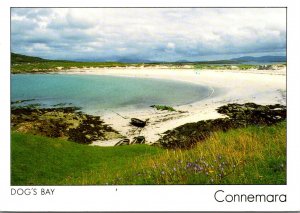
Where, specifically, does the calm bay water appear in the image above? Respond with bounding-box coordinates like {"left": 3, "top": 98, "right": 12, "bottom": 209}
{"left": 11, "top": 74, "right": 212, "bottom": 114}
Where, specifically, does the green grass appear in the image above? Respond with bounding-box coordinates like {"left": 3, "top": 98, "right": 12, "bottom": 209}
{"left": 11, "top": 122, "right": 286, "bottom": 185}
{"left": 126, "top": 122, "right": 286, "bottom": 185}
{"left": 193, "top": 64, "right": 260, "bottom": 70}
{"left": 11, "top": 61, "right": 137, "bottom": 73}
{"left": 11, "top": 133, "right": 164, "bottom": 185}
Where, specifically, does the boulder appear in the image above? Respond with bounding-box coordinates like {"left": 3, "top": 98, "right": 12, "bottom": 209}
{"left": 132, "top": 136, "right": 146, "bottom": 144}
{"left": 130, "top": 118, "right": 147, "bottom": 128}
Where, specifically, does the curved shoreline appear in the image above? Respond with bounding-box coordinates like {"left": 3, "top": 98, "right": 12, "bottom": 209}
{"left": 58, "top": 68, "right": 286, "bottom": 146}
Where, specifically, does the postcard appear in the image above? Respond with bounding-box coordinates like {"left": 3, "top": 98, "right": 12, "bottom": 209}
{"left": 1, "top": 0, "right": 300, "bottom": 211}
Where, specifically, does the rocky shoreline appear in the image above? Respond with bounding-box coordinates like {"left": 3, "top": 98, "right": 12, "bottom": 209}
{"left": 156, "top": 103, "right": 286, "bottom": 149}
{"left": 11, "top": 102, "right": 286, "bottom": 149}
{"left": 11, "top": 106, "right": 122, "bottom": 144}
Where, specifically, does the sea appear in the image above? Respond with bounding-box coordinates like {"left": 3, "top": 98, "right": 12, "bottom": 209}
{"left": 11, "top": 74, "right": 213, "bottom": 114}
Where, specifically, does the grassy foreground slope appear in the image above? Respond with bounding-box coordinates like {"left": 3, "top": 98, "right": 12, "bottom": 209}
{"left": 11, "top": 122, "right": 286, "bottom": 185}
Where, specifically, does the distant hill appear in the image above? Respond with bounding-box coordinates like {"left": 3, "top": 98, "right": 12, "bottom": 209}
{"left": 114, "top": 57, "right": 154, "bottom": 63}
{"left": 11, "top": 53, "right": 49, "bottom": 64}
{"left": 175, "top": 60, "right": 191, "bottom": 63}
{"left": 12, "top": 52, "right": 287, "bottom": 65}
{"left": 11, "top": 53, "right": 71, "bottom": 64}
{"left": 231, "top": 56, "right": 286, "bottom": 63}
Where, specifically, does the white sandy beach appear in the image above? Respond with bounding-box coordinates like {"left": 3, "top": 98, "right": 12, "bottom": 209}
{"left": 62, "top": 67, "right": 286, "bottom": 146}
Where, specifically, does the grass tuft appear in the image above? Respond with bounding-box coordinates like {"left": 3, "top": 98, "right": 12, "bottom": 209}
{"left": 150, "top": 105, "right": 176, "bottom": 112}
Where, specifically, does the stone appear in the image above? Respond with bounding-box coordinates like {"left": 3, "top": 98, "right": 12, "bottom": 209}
{"left": 132, "top": 136, "right": 146, "bottom": 144}
{"left": 130, "top": 118, "right": 147, "bottom": 128}
{"left": 115, "top": 138, "right": 130, "bottom": 146}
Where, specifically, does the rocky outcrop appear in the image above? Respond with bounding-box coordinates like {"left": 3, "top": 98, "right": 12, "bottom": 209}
{"left": 156, "top": 103, "right": 286, "bottom": 149}
{"left": 68, "top": 114, "right": 118, "bottom": 144}
{"left": 217, "top": 103, "right": 286, "bottom": 125}
{"left": 11, "top": 106, "right": 121, "bottom": 144}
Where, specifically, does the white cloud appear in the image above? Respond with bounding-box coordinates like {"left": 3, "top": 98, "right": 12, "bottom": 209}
{"left": 11, "top": 8, "right": 286, "bottom": 61}
{"left": 167, "top": 42, "right": 175, "bottom": 49}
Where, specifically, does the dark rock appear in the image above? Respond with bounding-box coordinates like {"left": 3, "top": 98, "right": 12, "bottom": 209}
{"left": 115, "top": 138, "right": 130, "bottom": 146}
{"left": 11, "top": 106, "right": 120, "bottom": 145}
{"left": 156, "top": 103, "right": 286, "bottom": 149}
{"left": 132, "top": 136, "right": 146, "bottom": 144}
{"left": 130, "top": 118, "right": 147, "bottom": 128}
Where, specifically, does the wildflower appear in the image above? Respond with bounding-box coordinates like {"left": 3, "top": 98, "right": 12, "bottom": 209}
{"left": 195, "top": 166, "right": 203, "bottom": 173}
{"left": 161, "top": 171, "right": 165, "bottom": 175}
{"left": 186, "top": 162, "right": 192, "bottom": 168}
{"left": 173, "top": 167, "right": 177, "bottom": 171}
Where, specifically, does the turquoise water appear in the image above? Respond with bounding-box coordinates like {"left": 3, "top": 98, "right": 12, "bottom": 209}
{"left": 11, "top": 74, "right": 212, "bottom": 114}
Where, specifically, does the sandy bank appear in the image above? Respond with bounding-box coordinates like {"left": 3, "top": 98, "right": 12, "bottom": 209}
{"left": 61, "top": 68, "right": 286, "bottom": 146}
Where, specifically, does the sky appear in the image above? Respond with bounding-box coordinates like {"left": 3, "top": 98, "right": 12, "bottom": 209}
{"left": 11, "top": 8, "right": 286, "bottom": 62}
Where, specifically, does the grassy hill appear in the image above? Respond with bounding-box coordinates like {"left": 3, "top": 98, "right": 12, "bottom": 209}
{"left": 11, "top": 53, "right": 131, "bottom": 73}
{"left": 11, "top": 121, "right": 286, "bottom": 185}
{"left": 11, "top": 53, "right": 49, "bottom": 64}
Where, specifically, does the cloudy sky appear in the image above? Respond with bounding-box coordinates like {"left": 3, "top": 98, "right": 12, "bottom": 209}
{"left": 11, "top": 8, "right": 286, "bottom": 62}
